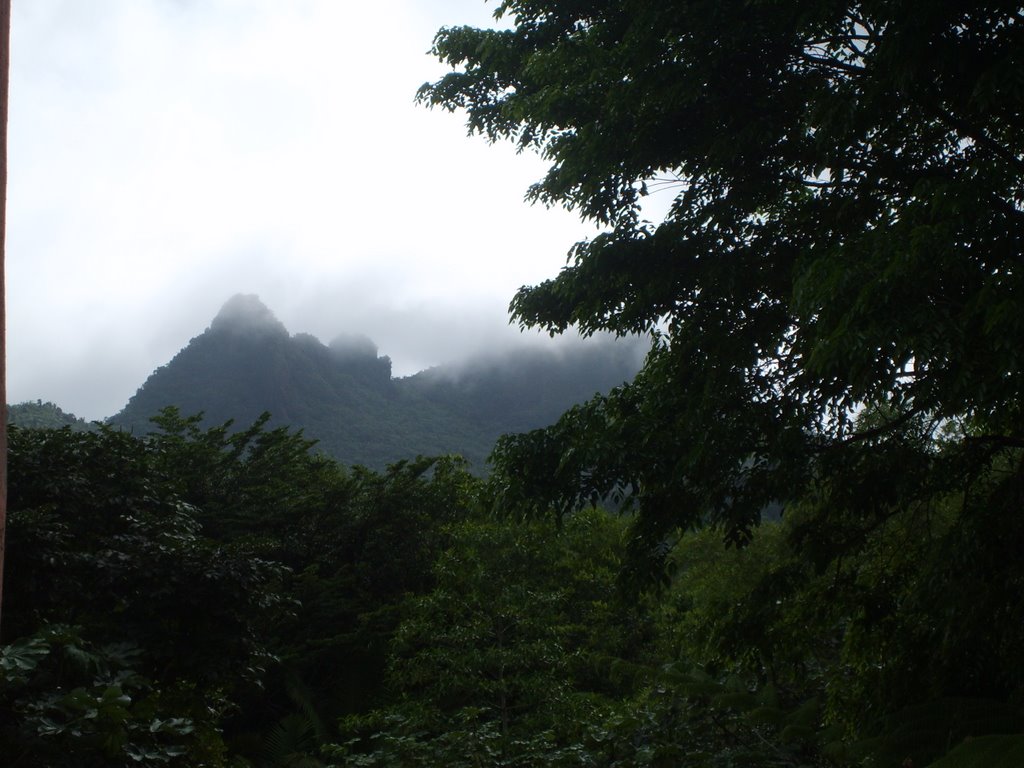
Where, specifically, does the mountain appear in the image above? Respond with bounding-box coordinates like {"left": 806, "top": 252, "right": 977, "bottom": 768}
{"left": 109, "top": 294, "right": 644, "bottom": 470}
{"left": 8, "top": 400, "right": 95, "bottom": 432}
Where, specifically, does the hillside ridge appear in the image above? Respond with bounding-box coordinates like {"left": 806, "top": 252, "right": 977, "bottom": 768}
{"left": 106, "top": 295, "right": 644, "bottom": 469}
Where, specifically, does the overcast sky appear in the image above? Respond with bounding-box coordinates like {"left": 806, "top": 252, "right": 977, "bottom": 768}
{"left": 7, "top": 0, "right": 613, "bottom": 420}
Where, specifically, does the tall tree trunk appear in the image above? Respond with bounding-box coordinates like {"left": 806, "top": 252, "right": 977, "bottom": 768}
{"left": 0, "top": 0, "right": 11, "bottom": 637}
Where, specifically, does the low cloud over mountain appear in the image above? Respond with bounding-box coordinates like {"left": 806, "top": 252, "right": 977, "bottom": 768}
{"left": 108, "top": 295, "right": 645, "bottom": 469}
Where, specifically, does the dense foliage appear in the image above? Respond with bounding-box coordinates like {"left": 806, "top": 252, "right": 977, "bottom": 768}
{"left": 420, "top": 0, "right": 1024, "bottom": 542}
{"left": 4, "top": 412, "right": 1023, "bottom": 765}
{"left": 0, "top": 417, "right": 477, "bottom": 766}
{"left": 3, "top": 1, "right": 1023, "bottom": 766}
{"left": 413, "top": 0, "right": 1024, "bottom": 763}
{"left": 2, "top": 423, "right": 288, "bottom": 766}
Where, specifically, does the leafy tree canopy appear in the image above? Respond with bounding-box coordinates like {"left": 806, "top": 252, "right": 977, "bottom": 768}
{"left": 420, "top": 0, "right": 1024, "bottom": 551}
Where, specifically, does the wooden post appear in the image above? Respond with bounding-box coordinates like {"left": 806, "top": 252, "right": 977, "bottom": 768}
{"left": 0, "top": 0, "right": 11, "bottom": 636}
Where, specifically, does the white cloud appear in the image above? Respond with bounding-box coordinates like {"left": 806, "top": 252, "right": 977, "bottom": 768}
{"left": 7, "top": 0, "right": 602, "bottom": 420}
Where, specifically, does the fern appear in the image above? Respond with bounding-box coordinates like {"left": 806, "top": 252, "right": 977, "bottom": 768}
{"left": 262, "top": 714, "right": 321, "bottom": 768}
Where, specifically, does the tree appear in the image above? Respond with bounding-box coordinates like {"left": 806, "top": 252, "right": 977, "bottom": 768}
{"left": 332, "top": 510, "right": 643, "bottom": 767}
{"left": 419, "top": 0, "right": 1023, "bottom": 552}
{"left": 1, "top": 424, "right": 291, "bottom": 766}
{"left": 131, "top": 408, "right": 484, "bottom": 736}
{"left": 419, "top": 0, "right": 1024, "bottom": 757}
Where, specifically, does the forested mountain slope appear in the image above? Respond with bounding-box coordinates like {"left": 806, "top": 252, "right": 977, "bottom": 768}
{"left": 108, "top": 294, "right": 643, "bottom": 469}
{"left": 7, "top": 400, "right": 95, "bottom": 431}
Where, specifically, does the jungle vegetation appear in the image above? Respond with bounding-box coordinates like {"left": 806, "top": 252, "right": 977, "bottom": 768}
{"left": 3, "top": 0, "right": 1023, "bottom": 765}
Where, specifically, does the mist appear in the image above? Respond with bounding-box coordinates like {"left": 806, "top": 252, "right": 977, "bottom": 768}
{"left": 6, "top": 0, "right": 606, "bottom": 421}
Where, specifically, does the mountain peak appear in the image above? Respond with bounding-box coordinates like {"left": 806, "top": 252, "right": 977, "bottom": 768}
{"left": 210, "top": 294, "right": 288, "bottom": 336}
